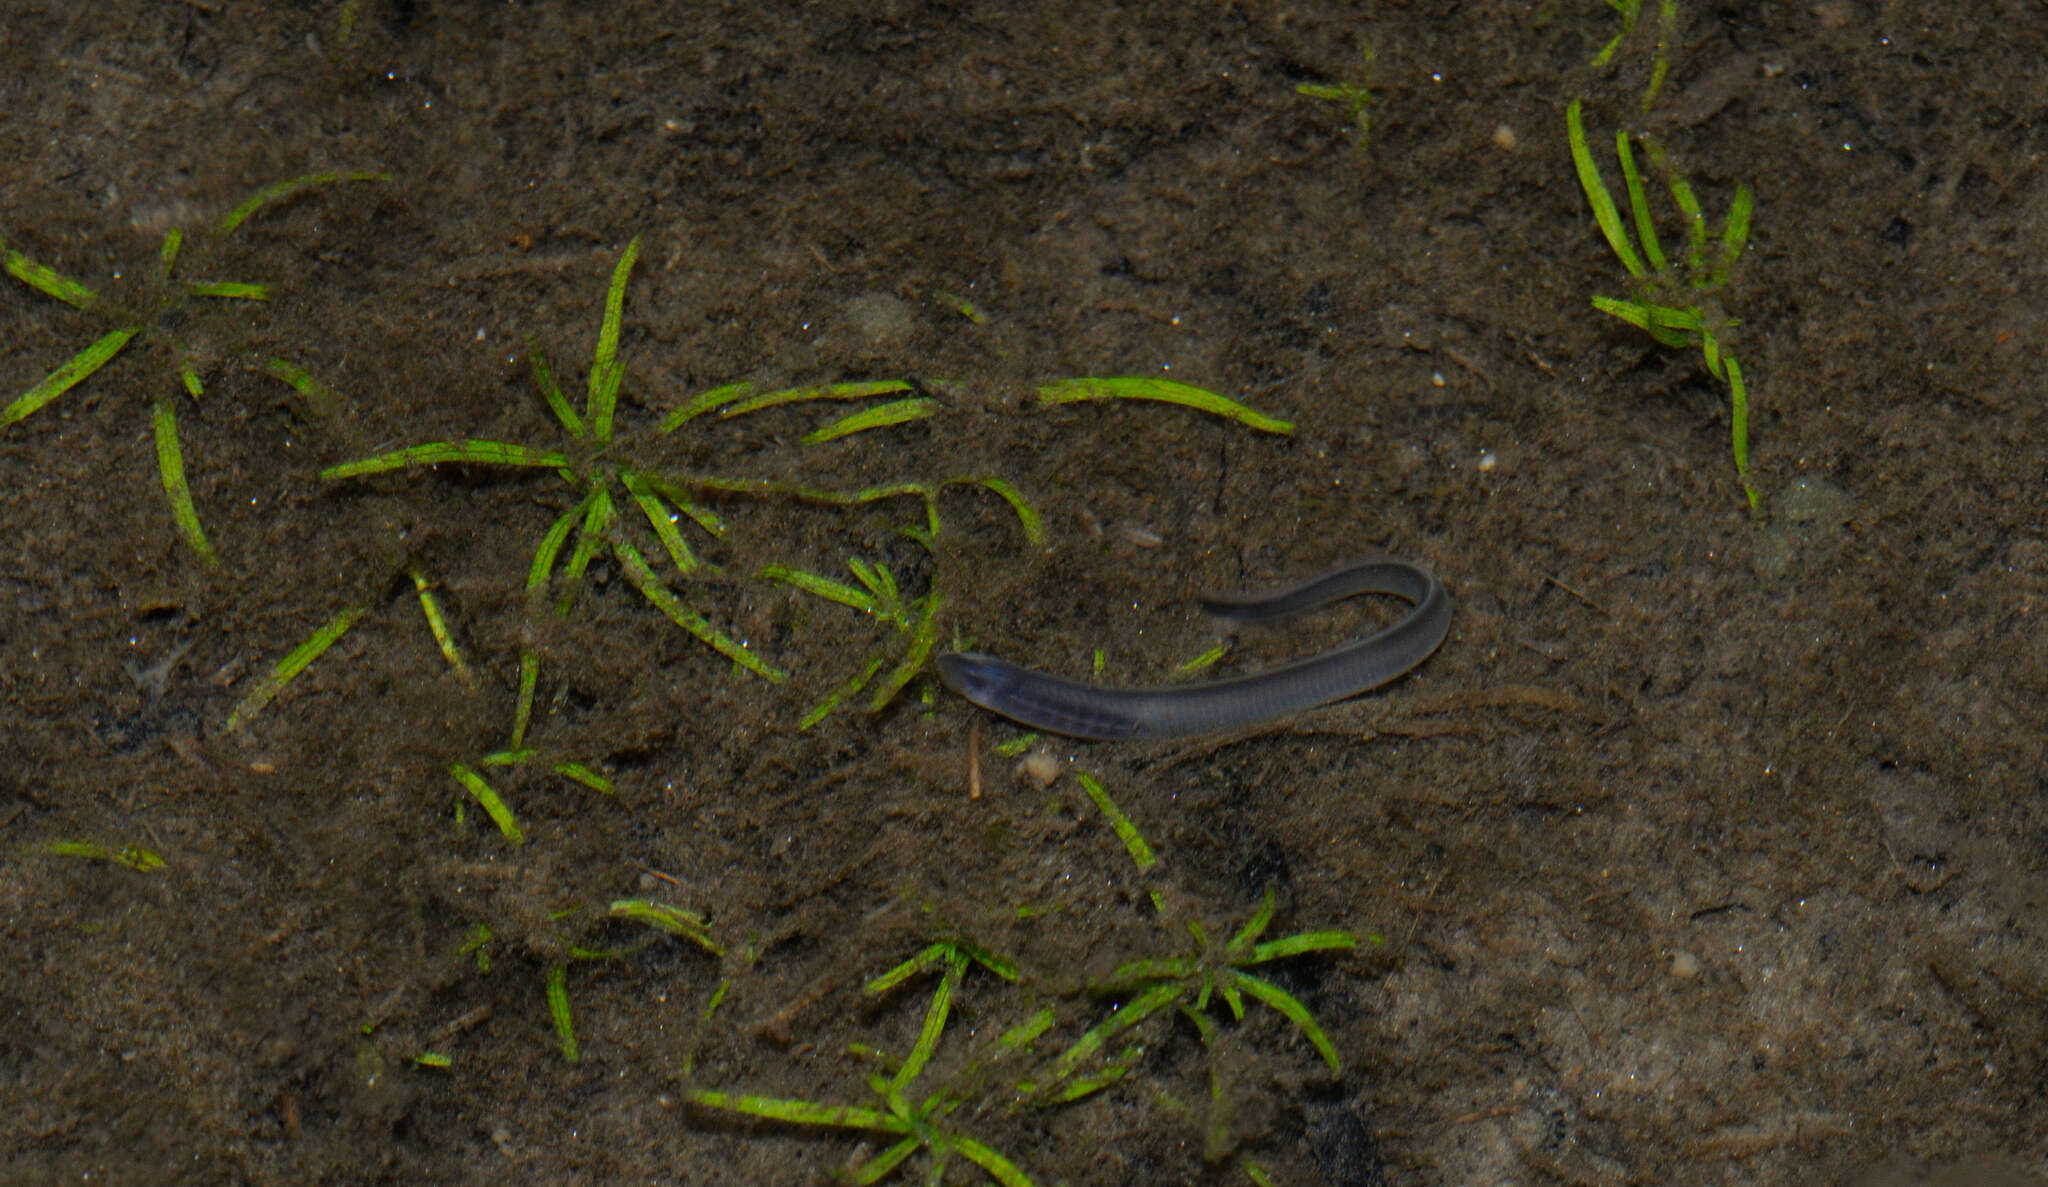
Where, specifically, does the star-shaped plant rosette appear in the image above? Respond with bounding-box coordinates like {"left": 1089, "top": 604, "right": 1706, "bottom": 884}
{"left": 2, "top": 170, "right": 386, "bottom": 563}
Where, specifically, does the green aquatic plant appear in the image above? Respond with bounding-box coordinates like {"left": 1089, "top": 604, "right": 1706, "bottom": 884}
{"left": 689, "top": 939, "right": 1037, "bottom": 1186}
{"left": 1591, "top": 0, "right": 1677, "bottom": 111}
{"left": 1, "top": 170, "right": 386, "bottom": 563}
{"left": 445, "top": 747, "right": 615, "bottom": 848}
{"left": 1566, "top": 98, "right": 1759, "bottom": 511}
{"left": 30, "top": 840, "right": 167, "bottom": 872}
{"left": 759, "top": 557, "right": 943, "bottom": 729}
{"left": 1026, "top": 771, "right": 1359, "bottom": 1171}
{"left": 1037, "top": 377, "right": 1294, "bottom": 435}
{"left": 497, "top": 899, "right": 724, "bottom": 1066}
{"left": 670, "top": 774, "right": 1364, "bottom": 1182}
{"left": 324, "top": 237, "right": 780, "bottom": 704}
{"left": 1029, "top": 889, "right": 1357, "bottom": 1171}
{"left": 222, "top": 601, "right": 370, "bottom": 733}
{"left": 1295, "top": 43, "right": 1378, "bottom": 155}
{"left": 221, "top": 558, "right": 481, "bottom": 733}
{"left": 322, "top": 239, "right": 1043, "bottom": 738}
{"left": 1028, "top": 888, "right": 1355, "bottom": 1100}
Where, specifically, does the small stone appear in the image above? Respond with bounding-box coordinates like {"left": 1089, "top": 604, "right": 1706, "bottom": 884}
{"left": 1017, "top": 749, "right": 1063, "bottom": 787}
{"left": 842, "top": 292, "right": 916, "bottom": 349}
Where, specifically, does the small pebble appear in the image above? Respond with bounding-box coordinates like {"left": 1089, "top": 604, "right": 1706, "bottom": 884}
{"left": 1017, "top": 749, "right": 1063, "bottom": 787}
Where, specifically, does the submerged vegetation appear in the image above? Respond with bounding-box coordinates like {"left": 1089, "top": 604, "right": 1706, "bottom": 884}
{"left": 1569, "top": 0, "right": 1761, "bottom": 511}
{"left": 686, "top": 770, "right": 1363, "bottom": 1184}
{"left": 1566, "top": 99, "right": 1759, "bottom": 511}
{"left": 1, "top": 170, "right": 385, "bottom": 562}
{"left": 4, "top": 5, "right": 1796, "bottom": 1179}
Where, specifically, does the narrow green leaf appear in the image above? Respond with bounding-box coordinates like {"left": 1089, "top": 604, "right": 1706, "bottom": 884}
{"left": 1643, "top": 303, "right": 1705, "bottom": 332}
{"left": 797, "top": 655, "right": 887, "bottom": 730}
{"left": 1726, "top": 354, "right": 1758, "bottom": 512}
{"left": 1700, "top": 326, "right": 1724, "bottom": 380}
{"left": 935, "top": 290, "right": 988, "bottom": 324}
{"left": 688, "top": 1090, "right": 906, "bottom": 1132}
{"left": 38, "top": 840, "right": 166, "bottom": 872}
{"left": 1248, "top": 929, "right": 1358, "bottom": 963}
{"left": 892, "top": 954, "right": 963, "bottom": 1091}
{"left": 1564, "top": 99, "right": 1646, "bottom": 278}
{"left": 478, "top": 748, "right": 537, "bottom": 766}
{"left": 846, "top": 557, "right": 893, "bottom": 603}
{"left": 458, "top": 924, "right": 494, "bottom": 971}
{"left": 1220, "top": 982, "right": 1246, "bottom": 1024}
{"left": 1590, "top": 0, "right": 1641, "bottom": 66}
{"left": 545, "top": 963, "right": 578, "bottom": 1061}
{"left": 225, "top": 604, "right": 368, "bottom": 730}
{"left": 1105, "top": 956, "right": 1198, "bottom": 985}
{"left": 992, "top": 734, "right": 1036, "bottom": 758}
{"left": 553, "top": 761, "right": 614, "bottom": 795}
{"left": 527, "top": 497, "right": 589, "bottom": 595}
{"left": 1075, "top": 772, "right": 1156, "bottom": 871}
{"left": 610, "top": 899, "right": 723, "bottom": 955}
{"left": 320, "top": 439, "right": 570, "bottom": 479}
{"left": 158, "top": 228, "right": 183, "bottom": 281}
{"left": 956, "top": 936, "right": 1020, "bottom": 982}
{"left": 587, "top": 236, "right": 640, "bottom": 442}
{"left": 620, "top": 468, "right": 700, "bottom": 575}
{"left": 1231, "top": 970, "right": 1341, "bottom": 1070}
{"left": 3, "top": 246, "right": 100, "bottom": 310}
{"left": 686, "top": 474, "right": 928, "bottom": 505}
{"left": 409, "top": 568, "right": 473, "bottom": 684}
{"left": 759, "top": 564, "right": 877, "bottom": 615}
{"left": 970, "top": 477, "right": 1044, "bottom": 544}
{"left": 554, "top": 489, "right": 614, "bottom": 615}
{"left": 1227, "top": 889, "right": 1277, "bottom": 955}
{"left": 1202, "top": 1060, "right": 1229, "bottom": 1160}
{"left": 612, "top": 540, "right": 786, "bottom": 681}
{"left": 868, "top": 943, "right": 952, "bottom": 996}
{"left": 1590, "top": 296, "right": 1690, "bottom": 346}
{"left": 1037, "top": 377, "right": 1294, "bottom": 434}
{"left": 1615, "top": 131, "right": 1667, "bottom": 275}
{"left": 1048, "top": 982, "right": 1183, "bottom": 1083}
{"left": 802, "top": 396, "right": 939, "bottom": 444}
{"left": 1040, "top": 1045, "right": 1145, "bottom": 1104}
{"left": 657, "top": 381, "right": 753, "bottom": 433}
{"left": 511, "top": 650, "right": 541, "bottom": 749}
{"left": 526, "top": 337, "right": 583, "bottom": 438}
{"left": 263, "top": 357, "right": 339, "bottom": 417}
{"left": 996, "top": 1008, "right": 1057, "bottom": 1056}
{"left": 720, "top": 379, "right": 913, "bottom": 419}
{"left": 847, "top": 1137, "right": 922, "bottom": 1185}
{"left": 449, "top": 763, "right": 525, "bottom": 846}
{"left": 214, "top": 169, "right": 390, "bottom": 238}
{"left": 1643, "top": 44, "right": 1673, "bottom": 114}
{"left": 641, "top": 474, "right": 726, "bottom": 537}
{"left": 1713, "top": 184, "right": 1753, "bottom": 288}
{"left": 867, "top": 589, "right": 941, "bottom": 711}
{"left": 952, "top": 1136, "right": 1037, "bottom": 1187}
{"left": 1639, "top": 136, "right": 1707, "bottom": 270}
{"left": 0, "top": 325, "right": 140, "bottom": 430}
{"left": 186, "top": 280, "right": 270, "bottom": 301}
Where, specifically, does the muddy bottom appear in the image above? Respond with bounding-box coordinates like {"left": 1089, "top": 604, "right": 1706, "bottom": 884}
{"left": 3, "top": 4, "right": 2045, "bottom": 1185}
